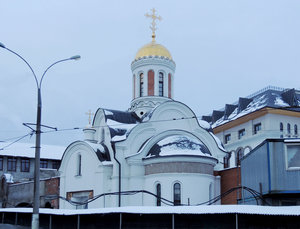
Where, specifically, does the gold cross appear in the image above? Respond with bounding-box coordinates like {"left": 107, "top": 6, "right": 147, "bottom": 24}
{"left": 85, "top": 110, "right": 94, "bottom": 126}
{"left": 145, "top": 8, "right": 162, "bottom": 42}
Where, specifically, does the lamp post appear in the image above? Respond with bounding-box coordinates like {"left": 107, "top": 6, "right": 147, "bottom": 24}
{"left": 0, "top": 42, "right": 80, "bottom": 229}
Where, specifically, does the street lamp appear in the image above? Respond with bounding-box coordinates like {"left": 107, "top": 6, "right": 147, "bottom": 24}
{"left": 0, "top": 42, "right": 80, "bottom": 229}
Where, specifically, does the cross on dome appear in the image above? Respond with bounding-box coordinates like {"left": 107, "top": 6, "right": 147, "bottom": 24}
{"left": 85, "top": 109, "right": 94, "bottom": 126}
{"left": 145, "top": 8, "right": 162, "bottom": 42}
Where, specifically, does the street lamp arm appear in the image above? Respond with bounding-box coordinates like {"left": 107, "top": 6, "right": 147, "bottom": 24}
{"left": 40, "top": 55, "right": 81, "bottom": 88}
{"left": 0, "top": 45, "right": 39, "bottom": 88}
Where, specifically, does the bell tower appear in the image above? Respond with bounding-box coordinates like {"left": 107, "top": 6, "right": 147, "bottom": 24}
{"left": 130, "top": 9, "right": 176, "bottom": 118}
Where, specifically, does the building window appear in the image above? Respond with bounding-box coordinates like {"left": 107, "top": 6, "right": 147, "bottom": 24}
{"left": 156, "top": 183, "right": 161, "bottom": 206}
{"left": 287, "top": 123, "right": 291, "bottom": 136}
{"left": 7, "top": 157, "right": 16, "bottom": 171}
{"left": 236, "top": 149, "right": 244, "bottom": 166}
{"left": 224, "top": 134, "right": 231, "bottom": 144}
{"left": 286, "top": 145, "right": 300, "bottom": 170}
{"left": 68, "top": 191, "right": 92, "bottom": 209}
{"left": 140, "top": 73, "right": 144, "bottom": 97}
{"left": 0, "top": 157, "right": 3, "bottom": 171}
{"left": 77, "top": 154, "right": 82, "bottom": 176}
{"left": 280, "top": 122, "right": 283, "bottom": 131}
{"left": 21, "top": 158, "right": 30, "bottom": 172}
{"left": 40, "top": 160, "right": 48, "bottom": 168}
{"left": 52, "top": 160, "right": 60, "bottom": 169}
{"left": 224, "top": 153, "right": 230, "bottom": 168}
{"left": 238, "top": 129, "right": 245, "bottom": 139}
{"left": 173, "top": 183, "right": 181, "bottom": 206}
{"left": 295, "top": 125, "right": 298, "bottom": 136}
{"left": 253, "top": 123, "right": 261, "bottom": 134}
{"left": 159, "top": 72, "right": 164, "bottom": 96}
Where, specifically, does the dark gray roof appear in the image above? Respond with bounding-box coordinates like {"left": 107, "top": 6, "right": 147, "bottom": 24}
{"left": 146, "top": 135, "right": 212, "bottom": 158}
{"left": 202, "top": 86, "right": 300, "bottom": 128}
{"left": 103, "top": 109, "right": 141, "bottom": 141}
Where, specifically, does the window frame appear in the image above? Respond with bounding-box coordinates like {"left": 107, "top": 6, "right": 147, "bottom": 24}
{"left": 7, "top": 157, "right": 17, "bottom": 171}
{"left": 253, "top": 123, "right": 261, "bottom": 135}
{"left": 21, "top": 158, "right": 30, "bottom": 172}
{"left": 285, "top": 143, "right": 300, "bottom": 171}
{"left": 139, "top": 72, "right": 144, "bottom": 97}
{"left": 156, "top": 183, "right": 161, "bottom": 206}
{"left": 0, "top": 157, "right": 3, "bottom": 171}
{"left": 224, "top": 134, "right": 231, "bottom": 144}
{"left": 238, "top": 129, "right": 245, "bottom": 139}
{"left": 52, "top": 160, "right": 60, "bottom": 170}
{"left": 173, "top": 182, "right": 181, "bottom": 206}
{"left": 158, "top": 72, "right": 164, "bottom": 96}
{"left": 40, "top": 160, "right": 48, "bottom": 169}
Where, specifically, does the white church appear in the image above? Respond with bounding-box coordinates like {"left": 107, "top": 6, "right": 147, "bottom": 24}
{"left": 59, "top": 9, "right": 226, "bottom": 209}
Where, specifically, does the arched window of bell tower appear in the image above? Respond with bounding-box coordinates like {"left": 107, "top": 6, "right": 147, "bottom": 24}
{"left": 168, "top": 73, "right": 172, "bottom": 98}
{"left": 133, "top": 74, "right": 136, "bottom": 99}
{"left": 159, "top": 72, "right": 164, "bottom": 96}
{"left": 148, "top": 70, "right": 154, "bottom": 96}
{"left": 140, "top": 73, "right": 144, "bottom": 97}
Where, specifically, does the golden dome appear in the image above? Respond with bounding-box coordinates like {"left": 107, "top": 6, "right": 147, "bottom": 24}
{"left": 135, "top": 41, "right": 172, "bottom": 60}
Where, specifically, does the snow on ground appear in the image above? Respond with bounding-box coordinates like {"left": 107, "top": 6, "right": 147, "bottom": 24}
{"left": 2, "top": 205, "right": 300, "bottom": 216}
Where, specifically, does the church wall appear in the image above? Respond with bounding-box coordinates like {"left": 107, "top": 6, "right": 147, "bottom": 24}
{"left": 59, "top": 145, "right": 113, "bottom": 209}
{"left": 145, "top": 162, "right": 214, "bottom": 175}
{"left": 144, "top": 173, "right": 216, "bottom": 206}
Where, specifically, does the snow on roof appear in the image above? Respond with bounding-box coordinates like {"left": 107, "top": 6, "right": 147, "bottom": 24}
{"left": 197, "top": 119, "right": 212, "bottom": 131}
{"left": 103, "top": 109, "right": 140, "bottom": 142}
{"left": 209, "top": 87, "right": 300, "bottom": 128}
{"left": 2, "top": 205, "right": 300, "bottom": 216}
{"left": 146, "top": 135, "right": 212, "bottom": 158}
{"left": 84, "top": 141, "right": 111, "bottom": 162}
{"left": 0, "top": 142, "right": 65, "bottom": 160}
{"left": 209, "top": 132, "right": 226, "bottom": 152}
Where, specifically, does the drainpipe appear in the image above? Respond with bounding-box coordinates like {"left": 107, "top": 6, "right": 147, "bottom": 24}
{"left": 112, "top": 142, "right": 121, "bottom": 207}
{"left": 266, "top": 141, "right": 271, "bottom": 194}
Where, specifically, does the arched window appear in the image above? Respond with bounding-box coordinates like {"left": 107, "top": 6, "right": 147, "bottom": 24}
{"left": 287, "top": 123, "right": 291, "bottom": 136}
{"left": 156, "top": 183, "right": 161, "bottom": 206}
{"left": 77, "top": 154, "right": 82, "bottom": 176}
{"left": 148, "top": 70, "right": 154, "bottom": 96}
{"left": 173, "top": 183, "right": 181, "bottom": 206}
{"left": 168, "top": 73, "right": 172, "bottom": 98}
{"left": 159, "top": 72, "right": 164, "bottom": 96}
{"left": 209, "top": 183, "right": 213, "bottom": 203}
{"left": 236, "top": 149, "right": 244, "bottom": 166}
{"left": 133, "top": 74, "right": 136, "bottom": 98}
{"left": 295, "top": 125, "right": 298, "bottom": 136}
{"left": 140, "top": 73, "right": 144, "bottom": 96}
{"left": 224, "top": 153, "right": 230, "bottom": 169}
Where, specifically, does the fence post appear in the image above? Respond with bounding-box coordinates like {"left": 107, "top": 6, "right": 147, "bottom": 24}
{"left": 119, "top": 213, "right": 122, "bottom": 229}
{"left": 77, "top": 215, "right": 80, "bottom": 229}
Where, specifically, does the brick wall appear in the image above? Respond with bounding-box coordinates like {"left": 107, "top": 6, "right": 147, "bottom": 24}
{"left": 215, "top": 167, "right": 241, "bottom": 204}
{"left": 44, "top": 177, "right": 60, "bottom": 209}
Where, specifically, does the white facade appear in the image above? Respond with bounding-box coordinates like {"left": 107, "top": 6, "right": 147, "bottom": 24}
{"left": 59, "top": 38, "right": 226, "bottom": 209}
{"left": 207, "top": 87, "right": 300, "bottom": 169}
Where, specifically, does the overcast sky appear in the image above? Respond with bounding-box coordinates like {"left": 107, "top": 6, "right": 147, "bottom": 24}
{"left": 1, "top": 0, "right": 300, "bottom": 147}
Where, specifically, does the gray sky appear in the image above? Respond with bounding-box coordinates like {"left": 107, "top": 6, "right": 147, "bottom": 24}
{"left": 1, "top": 0, "right": 300, "bottom": 147}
